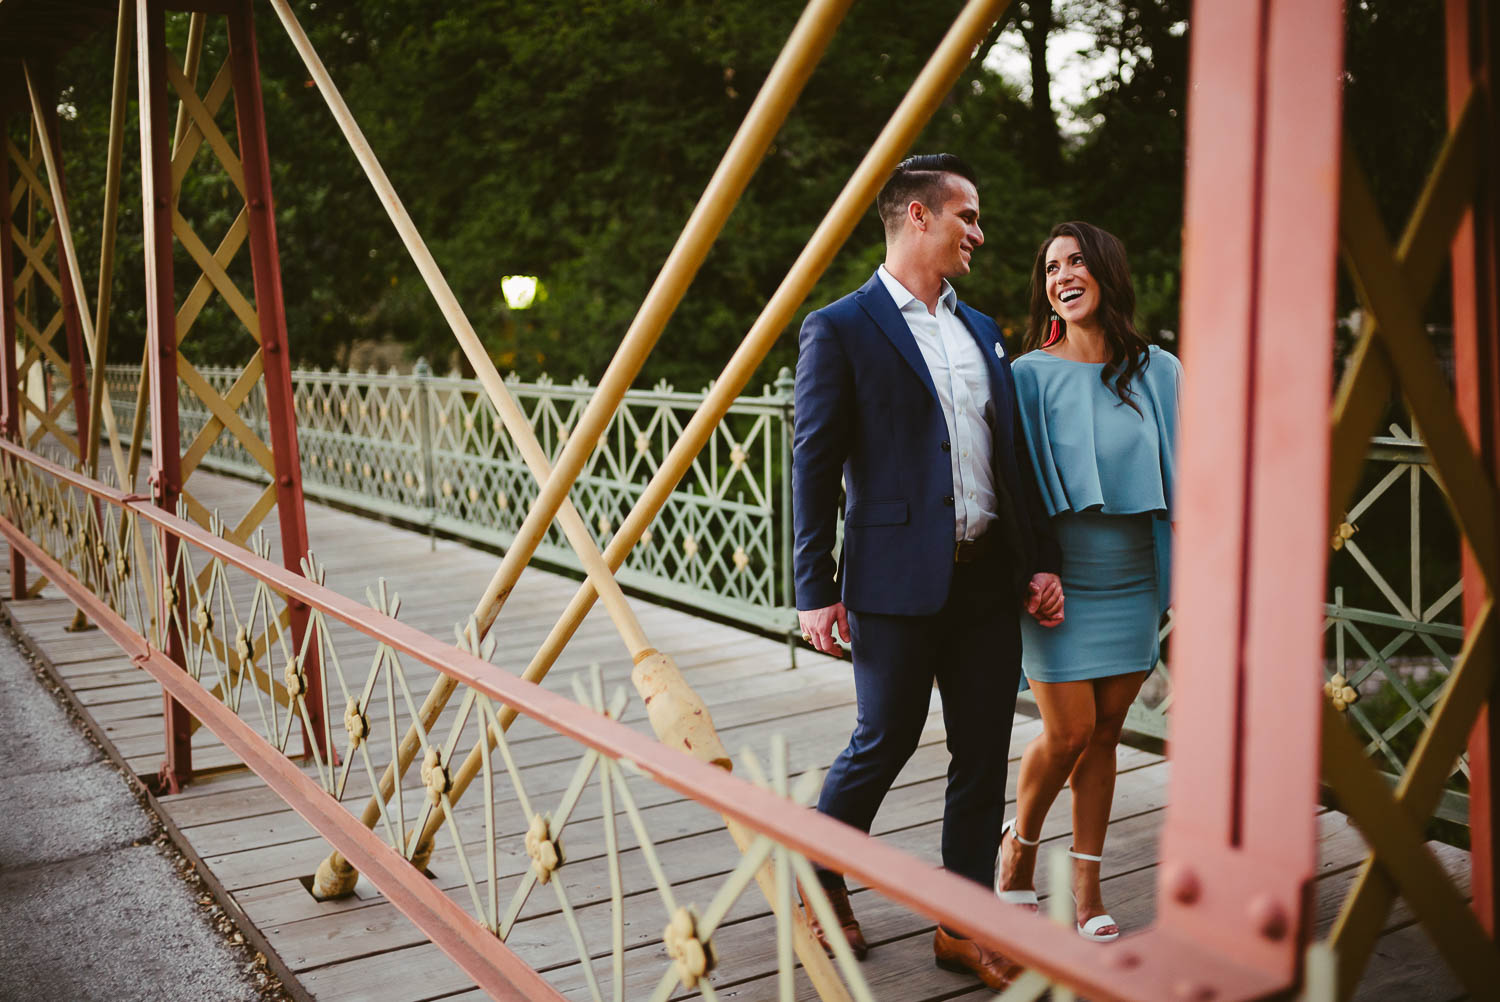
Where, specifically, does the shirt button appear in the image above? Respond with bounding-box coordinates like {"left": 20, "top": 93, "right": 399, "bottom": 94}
{"left": 961, "top": 450, "right": 969, "bottom": 459}
{"left": 943, "top": 495, "right": 955, "bottom": 506}
{"left": 968, "top": 491, "right": 975, "bottom": 500}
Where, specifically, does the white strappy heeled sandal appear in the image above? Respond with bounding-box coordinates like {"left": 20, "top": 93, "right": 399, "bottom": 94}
{"left": 1068, "top": 847, "right": 1120, "bottom": 942}
{"left": 994, "top": 818, "right": 1040, "bottom": 909}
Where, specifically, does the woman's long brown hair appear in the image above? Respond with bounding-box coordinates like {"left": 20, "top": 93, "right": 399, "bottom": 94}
{"left": 1023, "top": 221, "right": 1152, "bottom": 414}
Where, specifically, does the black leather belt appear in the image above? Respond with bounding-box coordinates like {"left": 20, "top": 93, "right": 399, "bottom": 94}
{"left": 954, "top": 533, "right": 993, "bottom": 564}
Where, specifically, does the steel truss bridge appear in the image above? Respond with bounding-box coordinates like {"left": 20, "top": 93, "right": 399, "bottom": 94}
{"left": 0, "top": 1, "right": 1496, "bottom": 1000}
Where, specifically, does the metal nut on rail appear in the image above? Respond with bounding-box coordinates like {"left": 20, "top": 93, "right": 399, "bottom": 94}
{"left": 421, "top": 747, "right": 450, "bottom": 805}
{"left": 343, "top": 699, "right": 369, "bottom": 746}
{"left": 663, "top": 907, "right": 714, "bottom": 989}
{"left": 525, "top": 814, "right": 561, "bottom": 883}
{"left": 283, "top": 660, "right": 307, "bottom": 699}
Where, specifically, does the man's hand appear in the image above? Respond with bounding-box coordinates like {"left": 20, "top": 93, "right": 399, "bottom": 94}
{"left": 1025, "top": 572, "right": 1064, "bottom": 628}
{"left": 798, "top": 603, "right": 850, "bottom": 658}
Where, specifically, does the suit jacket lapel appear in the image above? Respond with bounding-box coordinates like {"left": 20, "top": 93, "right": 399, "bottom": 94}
{"left": 855, "top": 273, "right": 939, "bottom": 402}
{"left": 955, "top": 302, "right": 1007, "bottom": 395}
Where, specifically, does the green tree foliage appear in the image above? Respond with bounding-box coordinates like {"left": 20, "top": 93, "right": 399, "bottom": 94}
{"left": 44, "top": 2, "right": 1445, "bottom": 387}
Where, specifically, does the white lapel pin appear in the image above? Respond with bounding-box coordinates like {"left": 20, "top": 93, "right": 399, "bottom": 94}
{"left": 994, "top": 341, "right": 1005, "bottom": 360}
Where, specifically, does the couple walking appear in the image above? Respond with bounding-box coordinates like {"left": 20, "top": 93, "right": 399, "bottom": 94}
{"left": 792, "top": 153, "right": 1180, "bottom": 989}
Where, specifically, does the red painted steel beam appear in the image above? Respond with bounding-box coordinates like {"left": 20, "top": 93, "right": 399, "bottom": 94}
{"left": 0, "top": 513, "right": 568, "bottom": 1002}
{"left": 32, "top": 63, "right": 90, "bottom": 465}
{"left": 0, "top": 437, "right": 1289, "bottom": 1001}
{"left": 225, "top": 1, "right": 325, "bottom": 757}
{"left": 1449, "top": 0, "right": 1500, "bottom": 936}
{"left": 1162, "top": 0, "right": 1342, "bottom": 982}
{"left": 135, "top": 0, "right": 191, "bottom": 792}
{"left": 0, "top": 110, "right": 25, "bottom": 600}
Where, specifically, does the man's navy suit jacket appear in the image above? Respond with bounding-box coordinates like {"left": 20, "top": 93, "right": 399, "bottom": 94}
{"left": 792, "top": 271, "right": 1059, "bottom": 617}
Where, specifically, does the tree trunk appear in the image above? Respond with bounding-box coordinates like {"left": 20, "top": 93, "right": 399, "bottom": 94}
{"left": 1023, "top": 0, "right": 1061, "bottom": 173}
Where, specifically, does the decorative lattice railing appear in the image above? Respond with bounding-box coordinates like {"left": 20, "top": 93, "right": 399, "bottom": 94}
{"left": 102, "top": 363, "right": 798, "bottom": 638}
{"left": 1, "top": 437, "right": 1159, "bottom": 1002}
{"left": 1121, "top": 422, "right": 1467, "bottom": 822}
{"left": 92, "top": 363, "right": 1466, "bottom": 817}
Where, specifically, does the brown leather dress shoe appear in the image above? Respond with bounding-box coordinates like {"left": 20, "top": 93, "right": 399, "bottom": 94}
{"left": 933, "top": 926, "right": 1023, "bottom": 990}
{"left": 799, "top": 879, "right": 869, "bottom": 960}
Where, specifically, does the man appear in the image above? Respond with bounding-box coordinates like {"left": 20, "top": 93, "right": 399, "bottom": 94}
{"left": 792, "top": 153, "right": 1063, "bottom": 990}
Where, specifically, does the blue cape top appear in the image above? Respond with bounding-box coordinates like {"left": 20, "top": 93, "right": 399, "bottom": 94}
{"left": 1011, "top": 344, "right": 1182, "bottom": 614}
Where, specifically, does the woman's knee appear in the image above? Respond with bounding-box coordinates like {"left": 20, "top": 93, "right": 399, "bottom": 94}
{"left": 1089, "top": 710, "right": 1130, "bottom": 749}
{"left": 1042, "top": 720, "right": 1094, "bottom": 763}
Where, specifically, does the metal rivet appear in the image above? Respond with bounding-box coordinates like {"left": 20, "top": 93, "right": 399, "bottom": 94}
{"left": 1164, "top": 863, "right": 1200, "bottom": 904}
{"left": 279, "top": 475, "right": 292, "bottom": 487}
{"left": 1249, "top": 895, "right": 1288, "bottom": 941}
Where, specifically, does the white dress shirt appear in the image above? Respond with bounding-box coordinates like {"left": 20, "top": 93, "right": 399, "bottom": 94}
{"left": 876, "top": 265, "right": 997, "bottom": 542}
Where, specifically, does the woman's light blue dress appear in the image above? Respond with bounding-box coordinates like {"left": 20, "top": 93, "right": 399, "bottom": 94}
{"left": 1012, "top": 345, "right": 1181, "bottom": 682}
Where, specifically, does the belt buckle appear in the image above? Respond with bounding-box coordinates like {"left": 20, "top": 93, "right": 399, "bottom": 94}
{"left": 954, "top": 538, "right": 975, "bottom": 564}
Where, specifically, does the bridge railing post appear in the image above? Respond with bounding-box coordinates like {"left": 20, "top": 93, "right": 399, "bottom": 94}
{"left": 775, "top": 366, "right": 797, "bottom": 668}
{"left": 414, "top": 357, "right": 437, "bottom": 552}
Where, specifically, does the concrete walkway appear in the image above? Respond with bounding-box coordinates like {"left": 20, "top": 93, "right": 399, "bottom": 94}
{"left": 0, "top": 618, "right": 286, "bottom": 1002}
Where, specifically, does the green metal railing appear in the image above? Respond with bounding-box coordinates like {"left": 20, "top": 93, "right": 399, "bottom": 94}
{"left": 1118, "top": 423, "right": 1468, "bottom": 822}
{"left": 99, "top": 365, "right": 1467, "bottom": 817}
{"left": 103, "top": 362, "right": 799, "bottom": 638}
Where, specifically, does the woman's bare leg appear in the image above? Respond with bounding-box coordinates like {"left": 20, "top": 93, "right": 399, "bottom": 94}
{"left": 1068, "top": 670, "right": 1150, "bottom": 930}
{"left": 998, "top": 679, "right": 1096, "bottom": 897}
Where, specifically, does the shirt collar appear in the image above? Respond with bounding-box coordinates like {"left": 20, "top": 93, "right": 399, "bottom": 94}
{"left": 877, "top": 264, "right": 957, "bottom": 315}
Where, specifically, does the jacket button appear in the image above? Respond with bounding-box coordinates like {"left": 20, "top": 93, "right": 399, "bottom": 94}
{"left": 942, "top": 495, "right": 954, "bottom": 506}
{"left": 940, "top": 441, "right": 951, "bottom": 452}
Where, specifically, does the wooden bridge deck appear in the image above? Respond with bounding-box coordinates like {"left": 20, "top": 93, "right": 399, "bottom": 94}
{"left": 0, "top": 467, "right": 1467, "bottom": 1001}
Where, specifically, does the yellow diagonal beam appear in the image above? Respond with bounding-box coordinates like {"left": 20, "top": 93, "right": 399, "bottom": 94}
{"left": 176, "top": 355, "right": 275, "bottom": 473}
{"left": 10, "top": 224, "right": 63, "bottom": 299}
{"left": 171, "top": 209, "right": 260, "bottom": 338}
{"left": 1325, "top": 718, "right": 1496, "bottom": 991}
{"left": 229, "top": 483, "right": 280, "bottom": 547}
{"left": 1330, "top": 98, "right": 1481, "bottom": 528}
{"left": 1324, "top": 612, "right": 1499, "bottom": 992}
{"left": 6, "top": 139, "right": 53, "bottom": 216}
{"left": 177, "top": 208, "right": 249, "bottom": 341}
{"left": 165, "top": 53, "right": 246, "bottom": 199}
{"left": 11, "top": 223, "right": 56, "bottom": 290}
{"left": 170, "top": 59, "right": 235, "bottom": 200}
{"left": 21, "top": 394, "right": 78, "bottom": 454}
{"left": 18, "top": 314, "right": 68, "bottom": 373}
{"left": 1329, "top": 601, "right": 1497, "bottom": 993}
{"left": 175, "top": 486, "right": 216, "bottom": 534}
{"left": 7, "top": 142, "right": 42, "bottom": 213}
{"left": 180, "top": 353, "right": 267, "bottom": 479}
{"left": 1338, "top": 157, "right": 1500, "bottom": 593}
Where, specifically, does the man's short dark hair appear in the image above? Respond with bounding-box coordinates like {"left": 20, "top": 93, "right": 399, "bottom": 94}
{"left": 875, "top": 153, "right": 978, "bottom": 240}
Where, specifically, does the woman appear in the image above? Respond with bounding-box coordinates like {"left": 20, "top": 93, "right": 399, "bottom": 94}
{"left": 994, "top": 221, "right": 1180, "bottom": 942}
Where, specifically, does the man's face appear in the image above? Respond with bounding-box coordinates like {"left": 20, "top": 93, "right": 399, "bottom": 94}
{"left": 918, "top": 176, "right": 983, "bottom": 279}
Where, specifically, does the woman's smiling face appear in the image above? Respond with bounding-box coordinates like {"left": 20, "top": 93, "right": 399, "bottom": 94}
{"left": 1045, "top": 235, "right": 1100, "bottom": 328}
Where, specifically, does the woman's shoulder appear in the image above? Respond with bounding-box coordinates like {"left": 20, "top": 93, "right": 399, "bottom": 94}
{"left": 1144, "top": 344, "right": 1182, "bottom": 380}
{"left": 1011, "top": 348, "right": 1067, "bottom": 372}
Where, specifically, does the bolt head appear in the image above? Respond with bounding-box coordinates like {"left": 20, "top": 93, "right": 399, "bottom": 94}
{"left": 1164, "top": 863, "right": 1201, "bottom": 904}
{"left": 1249, "top": 895, "right": 1289, "bottom": 941}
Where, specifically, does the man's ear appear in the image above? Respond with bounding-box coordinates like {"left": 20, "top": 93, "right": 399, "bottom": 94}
{"left": 906, "top": 200, "right": 927, "bottom": 232}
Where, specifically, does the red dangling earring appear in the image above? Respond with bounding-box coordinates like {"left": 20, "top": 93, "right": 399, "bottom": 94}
{"left": 1044, "top": 312, "right": 1062, "bottom": 348}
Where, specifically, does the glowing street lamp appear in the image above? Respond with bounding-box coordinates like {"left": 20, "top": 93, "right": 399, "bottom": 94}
{"left": 501, "top": 275, "right": 539, "bottom": 310}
